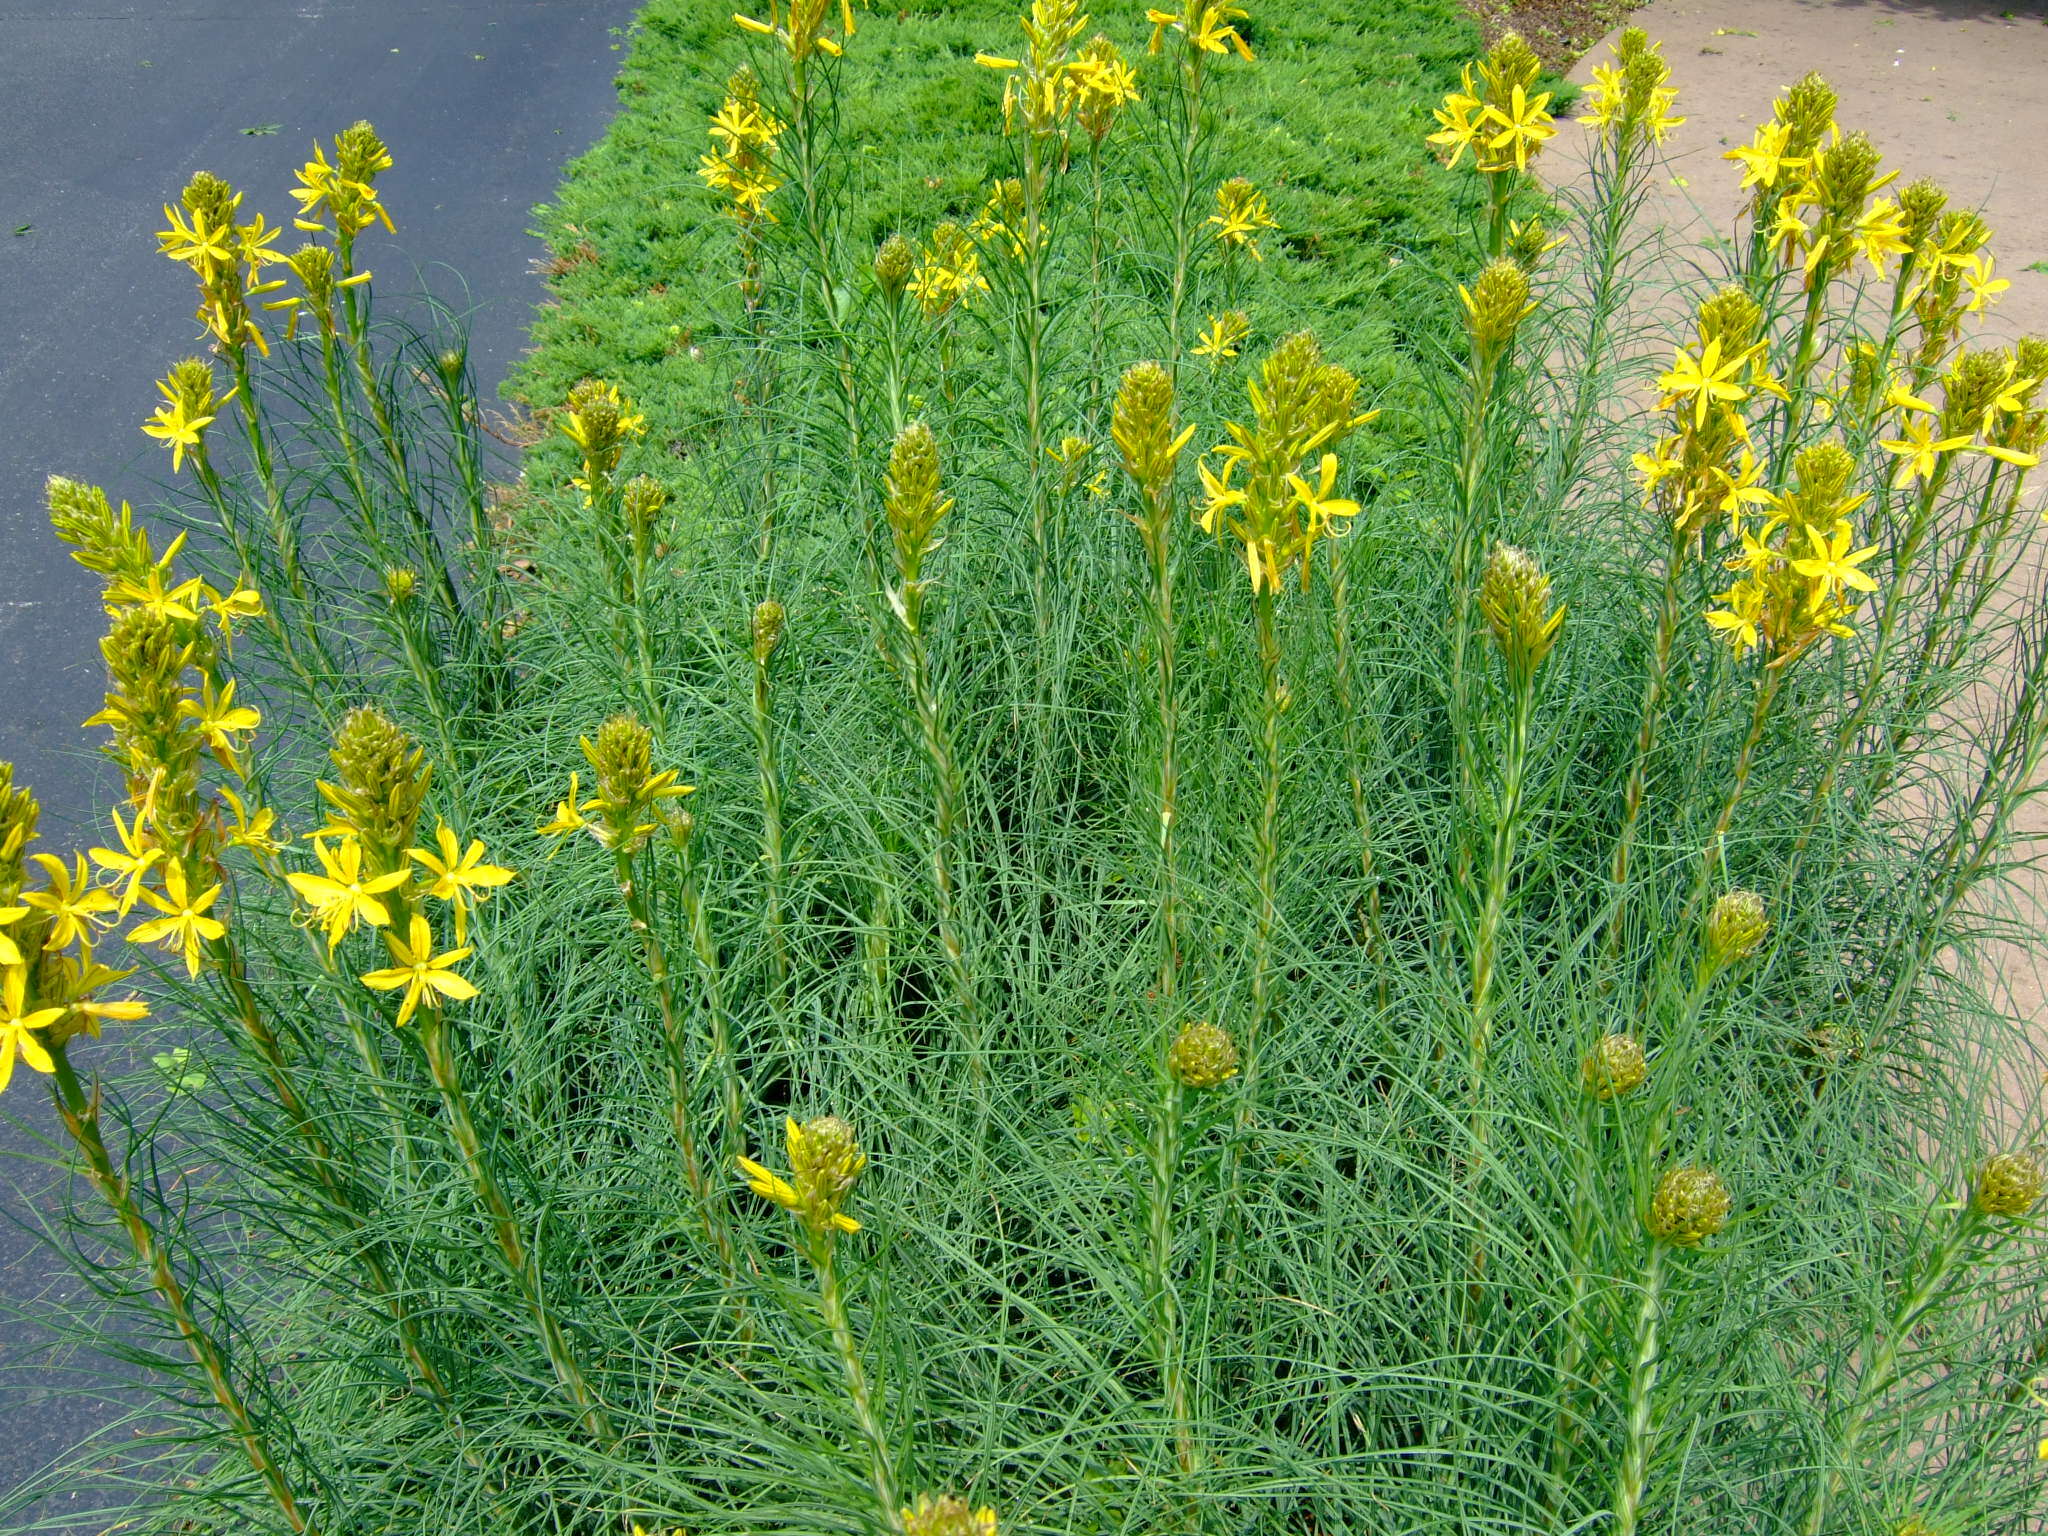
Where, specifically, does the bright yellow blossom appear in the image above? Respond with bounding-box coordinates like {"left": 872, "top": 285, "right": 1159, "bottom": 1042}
{"left": 0, "top": 966, "right": 63, "bottom": 1095}
{"left": 1479, "top": 84, "right": 1555, "bottom": 174}
{"left": 536, "top": 773, "right": 593, "bottom": 844}
{"left": 408, "top": 824, "right": 514, "bottom": 944}
{"left": 23, "top": 854, "right": 118, "bottom": 954}
{"left": 179, "top": 677, "right": 260, "bottom": 775}
{"left": 1658, "top": 337, "right": 1755, "bottom": 430}
{"left": 1208, "top": 177, "right": 1278, "bottom": 259}
{"left": 129, "top": 861, "right": 226, "bottom": 978}
{"left": 1879, "top": 416, "right": 1972, "bottom": 488}
{"left": 1193, "top": 310, "right": 1251, "bottom": 361}
{"left": 1146, "top": 0, "right": 1252, "bottom": 59}
{"left": 1724, "top": 120, "right": 1803, "bottom": 192}
{"left": 0, "top": 907, "right": 26, "bottom": 968}
{"left": 1789, "top": 522, "right": 1879, "bottom": 609}
{"left": 287, "top": 835, "right": 406, "bottom": 953}
{"left": 360, "top": 913, "right": 477, "bottom": 1027}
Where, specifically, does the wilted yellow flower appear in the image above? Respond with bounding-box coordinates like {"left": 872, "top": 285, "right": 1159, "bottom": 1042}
{"left": 360, "top": 913, "right": 477, "bottom": 1027}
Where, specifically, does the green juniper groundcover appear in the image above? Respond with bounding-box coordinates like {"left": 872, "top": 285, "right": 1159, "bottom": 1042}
{"left": 3, "top": 5, "right": 2047, "bottom": 1536}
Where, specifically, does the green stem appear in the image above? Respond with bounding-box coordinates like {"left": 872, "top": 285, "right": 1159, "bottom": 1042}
{"left": 50, "top": 1045, "right": 319, "bottom": 1534}
{"left": 813, "top": 1235, "right": 906, "bottom": 1536}
{"left": 1245, "top": 583, "right": 1283, "bottom": 1107}
{"left": 413, "top": 1005, "right": 614, "bottom": 1445}
{"left": 1612, "top": 1240, "right": 1667, "bottom": 1536}
{"left": 1145, "top": 1079, "right": 1199, "bottom": 1475}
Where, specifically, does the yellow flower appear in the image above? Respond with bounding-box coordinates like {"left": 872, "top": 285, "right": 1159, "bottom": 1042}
{"left": 0, "top": 966, "right": 63, "bottom": 1096}
{"left": 1963, "top": 253, "right": 2009, "bottom": 315}
{"left": 1478, "top": 83, "right": 1556, "bottom": 174}
{"left": 1146, "top": 0, "right": 1252, "bottom": 59}
{"left": 1288, "top": 453, "right": 1359, "bottom": 542}
{"left": 1208, "top": 177, "right": 1279, "bottom": 259}
{"left": 23, "top": 854, "right": 118, "bottom": 954}
{"left": 1789, "top": 521, "right": 1879, "bottom": 609}
{"left": 179, "top": 677, "right": 260, "bottom": 775}
{"left": 408, "top": 824, "right": 514, "bottom": 945}
{"left": 1723, "top": 120, "right": 1803, "bottom": 192}
{"left": 739, "top": 1114, "right": 868, "bottom": 1235}
{"left": 287, "top": 835, "right": 406, "bottom": 953}
{"left": 536, "top": 773, "right": 593, "bottom": 843}
{"left": 207, "top": 583, "right": 265, "bottom": 643}
{"left": 360, "top": 913, "right": 477, "bottom": 1027}
{"left": 1879, "top": 416, "right": 1972, "bottom": 488}
{"left": 129, "top": 860, "right": 226, "bottom": 978}
{"left": 0, "top": 907, "right": 26, "bottom": 968}
{"left": 141, "top": 390, "right": 215, "bottom": 475}
{"left": 1852, "top": 197, "right": 1910, "bottom": 279}
{"left": 105, "top": 563, "right": 204, "bottom": 623}
{"left": 1193, "top": 310, "right": 1251, "bottom": 361}
{"left": 157, "top": 203, "right": 235, "bottom": 277}
{"left": 1705, "top": 580, "right": 1765, "bottom": 658}
{"left": 219, "top": 787, "right": 286, "bottom": 861}
{"left": 1427, "top": 78, "right": 1483, "bottom": 169}
{"left": 1658, "top": 337, "right": 1753, "bottom": 430}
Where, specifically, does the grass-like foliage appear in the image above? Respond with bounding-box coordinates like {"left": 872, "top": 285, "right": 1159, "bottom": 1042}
{"left": 4, "top": 12, "right": 2048, "bottom": 1536}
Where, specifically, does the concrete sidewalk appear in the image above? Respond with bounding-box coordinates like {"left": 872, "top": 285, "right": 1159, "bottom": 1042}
{"left": 0, "top": 1, "right": 634, "bottom": 1524}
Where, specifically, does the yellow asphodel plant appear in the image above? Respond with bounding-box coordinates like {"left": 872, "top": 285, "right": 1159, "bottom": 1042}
{"left": 1197, "top": 331, "right": 1375, "bottom": 1104}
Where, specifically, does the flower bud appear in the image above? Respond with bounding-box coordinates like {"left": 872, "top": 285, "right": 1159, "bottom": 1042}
{"left": 1479, "top": 542, "right": 1564, "bottom": 673}
{"left": 0, "top": 764, "right": 41, "bottom": 898}
{"left": 903, "top": 1494, "right": 997, "bottom": 1536}
{"left": 1167, "top": 1021, "right": 1240, "bottom": 1089}
{"left": 875, "top": 233, "right": 915, "bottom": 300}
{"left": 333, "top": 120, "right": 394, "bottom": 185}
{"left": 1505, "top": 217, "right": 1561, "bottom": 272}
{"left": 1974, "top": 1150, "right": 2044, "bottom": 1219}
{"left": 323, "top": 705, "right": 431, "bottom": 856}
{"left": 790, "top": 1113, "right": 866, "bottom": 1218}
{"left": 1112, "top": 360, "right": 1181, "bottom": 497}
{"left": 179, "top": 171, "right": 240, "bottom": 231}
{"left": 885, "top": 421, "right": 953, "bottom": 571}
{"left": 1704, "top": 890, "right": 1767, "bottom": 970}
{"left": 1582, "top": 1033, "right": 1647, "bottom": 1099}
{"left": 1812, "top": 131, "right": 1883, "bottom": 223}
{"left": 380, "top": 566, "right": 417, "bottom": 605}
{"left": 1776, "top": 72, "right": 1837, "bottom": 159}
{"left": 1648, "top": 1165, "right": 1731, "bottom": 1247}
{"left": 752, "top": 599, "right": 786, "bottom": 661}
{"left": 622, "top": 474, "right": 667, "bottom": 540}
{"left": 583, "top": 712, "right": 655, "bottom": 805}
{"left": 1696, "top": 287, "right": 1763, "bottom": 355}
{"left": 1480, "top": 32, "right": 1542, "bottom": 98}
{"left": 1461, "top": 259, "right": 1534, "bottom": 356}
{"left": 1898, "top": 179, "right": 1948, "bottom": 253}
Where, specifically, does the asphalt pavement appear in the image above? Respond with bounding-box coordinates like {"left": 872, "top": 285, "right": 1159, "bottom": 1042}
{"left": 0, "top": 0, "right": 636, "bottom": 1522}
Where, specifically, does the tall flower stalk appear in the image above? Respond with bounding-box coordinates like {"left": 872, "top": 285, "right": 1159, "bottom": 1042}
{"left": 1197, "top": 331, "right": 1371, "bottom": 1096}
{"left": 1466, "top": 544, "right": 1562, "bottom": 1126}
{"left": 739, "top": 1116, "right": 905, "bottom": 1536}
{"left": 1114, "top": 362, "right": 1196, "bottom": 1002}
{"left": 1147, "top": 0, "right": 1253, "bottom": 372}
{"left": 881, "top": 424, "right": 976, "bottom": 1078}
